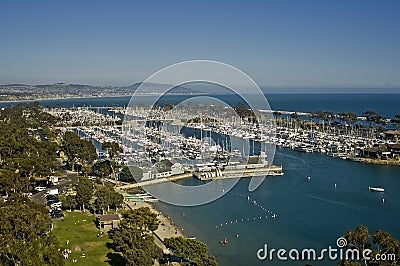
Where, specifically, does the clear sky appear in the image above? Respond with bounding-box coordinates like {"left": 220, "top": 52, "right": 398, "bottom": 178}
{"left": 1, "top": 0, "right": 399, "bottom": 89}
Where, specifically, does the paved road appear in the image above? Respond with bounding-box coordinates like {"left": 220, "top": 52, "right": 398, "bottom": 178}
{"left": 30, "top": 170, "right": 78, "bottom": 205}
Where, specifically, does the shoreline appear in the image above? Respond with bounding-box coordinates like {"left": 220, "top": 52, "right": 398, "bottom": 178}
{"left": 123, "top": 198, "right": 186, "bottom": 242}
{"left": 0, "top": 92, "right": 231, "bottom": 104}
{"left": 350, "top": 157, "right": 400, "bottom": 166}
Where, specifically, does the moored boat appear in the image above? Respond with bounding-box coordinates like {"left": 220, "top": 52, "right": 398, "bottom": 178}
{"left": 369, "top": 186, "right": 385, "bottom": 192}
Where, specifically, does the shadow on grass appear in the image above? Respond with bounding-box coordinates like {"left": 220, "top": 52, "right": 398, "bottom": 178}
{"left": 106, "top": 252, "right": 125, "bottom": 266}
{"left": 106, "top": 242, "right": 116, "bottom": 250}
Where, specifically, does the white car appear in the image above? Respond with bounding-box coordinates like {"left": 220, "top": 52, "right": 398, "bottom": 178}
{"left": 50, "top": 202, "right": 62, "bottom": 208}
{"left": 34, "top": 186, "right": 47, "bottom": 192}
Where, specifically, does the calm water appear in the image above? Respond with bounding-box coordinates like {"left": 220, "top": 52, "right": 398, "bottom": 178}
{"left": 3, "top": 93, "right": 400, "bottom": 265}
{"left": 154, "top": 149, "right": 400, "bottom": 266}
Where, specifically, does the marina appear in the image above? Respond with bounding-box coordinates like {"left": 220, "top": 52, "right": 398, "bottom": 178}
{"left": 46, "top": 102, "right": 400, "bottom": 171}
{"left": 42, "top": 95, "right": 400, "bottom": 266}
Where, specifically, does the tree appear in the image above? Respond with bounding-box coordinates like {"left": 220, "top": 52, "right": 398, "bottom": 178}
{"left": 164, "top": 237, "right": 217, "bottom": 266}
{"left": 94, "top": 185, "right": 123, "bottom": 214}
{"left": 344, "top": 225, "right": 371, "bottom": 251}
{"left": 111, "top": 227, "right": 162, "bottom": 266}
{"left": 234, "top": 104, "right": 256, "bottom": 123}
{"left": 120, "top": 207, "right": 159, "bottom": 232}
{"left": 394, "top": 114, "right": 400, "bottom": 129}
{"left": 290, "top": 112, "right": 299, "bottom": 120}
{"left": 338, "top": 225, "right": 400, "bottom": 266}
{"left": 363, "top": 111, "right": 385, "bottom": 128}
{"left": 93, "top": 160, "right": 112, "bottom": 178}
{"left": 0, "top": 194, "right": 64, "bottom": 265}
{"left": 62, "top": 195, "right": 78, "bottom": 211}
{"left": 119, "top": 166, "right": 136, "bottom": 182}
{"left": 101, "top": 141, "right": 123, "bottom": 179}
{"left": 75, "top": 176, "right": 93, "bottom": 211}
{"left": 63, "top": 131, "right": 97, "bottom": 171}
{"left": 315, "top": 111, "right": 328, "bottom": 123}
{"left": 110, "top": 207, "right": 162, "bottom": 266}
{"left": 338, "top": 112, "right": 358, "bottom": 126}
{"left": 102, "top": 141, "right": 123, "bottom": 160}
{"left": 0, "top": 169, "right": 30, "bottom": 196}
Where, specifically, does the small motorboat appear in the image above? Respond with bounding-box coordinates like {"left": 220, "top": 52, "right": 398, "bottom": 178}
{"left": 220, "top": 237, "right": 229, "bottom": 245}
{"left": 369, "top": 186, "right": 385, "bottom": 192}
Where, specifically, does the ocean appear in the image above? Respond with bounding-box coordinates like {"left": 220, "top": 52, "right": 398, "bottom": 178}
{"left": 2, "top": 93, "right": 400, "bottom": 265}
{"left": 2, "top": 92, "right": 400, "bottom": 118}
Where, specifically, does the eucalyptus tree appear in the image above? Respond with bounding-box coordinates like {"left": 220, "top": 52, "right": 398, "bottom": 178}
{"left": 94, "top": 185, "right": 123, "bottom": 214}
{"left": 338, "top": 225, "right": 400, "bottom": 266}
{"left": 0, "top": 194, "right": 64, "bottom": 265}
{"left": 63, "top": 131, "right": 97, "bottom": 171}
{"left": 164, "top": 237, "right": 218, "bottom": 266}
{"left": 110, "top": 207, "right": 162, "bottom": 266}
{"left": 101, "top": 141, "right": 123, "bottom": 179}
{"left": 75, "top": 176, "right": 93, "bottom": 211}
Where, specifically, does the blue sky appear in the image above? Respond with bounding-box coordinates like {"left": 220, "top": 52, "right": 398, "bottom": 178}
{"left": 1, "top": 0, "right": 399, "bottom": 89}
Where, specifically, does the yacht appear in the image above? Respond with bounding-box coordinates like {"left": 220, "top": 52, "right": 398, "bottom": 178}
{"left": 368, "top": 186, "right": 385, "bottom": 192}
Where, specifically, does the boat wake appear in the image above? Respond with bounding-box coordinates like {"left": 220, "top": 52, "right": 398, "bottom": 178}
{"left": 305, "top": 194, "right": 366, "bottom": 210}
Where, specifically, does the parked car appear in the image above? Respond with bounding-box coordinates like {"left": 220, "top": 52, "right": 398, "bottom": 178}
{"left": 47, "top": 199, "right": 59, "bottom": 206}
{"left": 50, "top": 211, "right": 64, "bottom": 219}
{"left": 50, "top": 202, "right": 62, "bottom": 209}
{"left": 46, "top": 194, "right": 59, "bottom": 201}
{"left": 50, "top": 208, "right": 63, "bottom": 216}
{"left": 46, "top": 188, "right": 59, "bottom": 196}
{"left": 34, "top": 186, "right": 47, "bottom": 192}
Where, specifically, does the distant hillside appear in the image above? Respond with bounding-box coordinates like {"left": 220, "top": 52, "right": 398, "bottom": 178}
{"left": 0, "top": 81, "right": 219, "bottom": 101}
{"left": 122, "top": 82, "right": 203, "bottom": 94}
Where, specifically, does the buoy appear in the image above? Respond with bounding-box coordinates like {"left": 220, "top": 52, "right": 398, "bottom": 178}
{"left": 308, "top": 176, "right": 311, "bottom": 181}
{"left": 382, "top": 198, "right": 385, "bottom": 203}
{"left": 334, "top": 183, "right": 337, "bottom": 188}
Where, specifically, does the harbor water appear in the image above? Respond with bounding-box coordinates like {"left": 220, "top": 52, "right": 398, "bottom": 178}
{"left": 2, "top": 93, "right": 400, "bottom": 265}
{"left": 154, "top": 148, "right": 400, "bottom": 266}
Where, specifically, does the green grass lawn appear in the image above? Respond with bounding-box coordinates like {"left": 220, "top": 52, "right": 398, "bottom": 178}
{"left": 52, "top": 211, "right": 122, "bottom": 266}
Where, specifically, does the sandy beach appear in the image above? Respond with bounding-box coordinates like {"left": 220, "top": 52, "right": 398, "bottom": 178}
{"left": 123, "top": 198, "right": 186, "bottom": 253}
